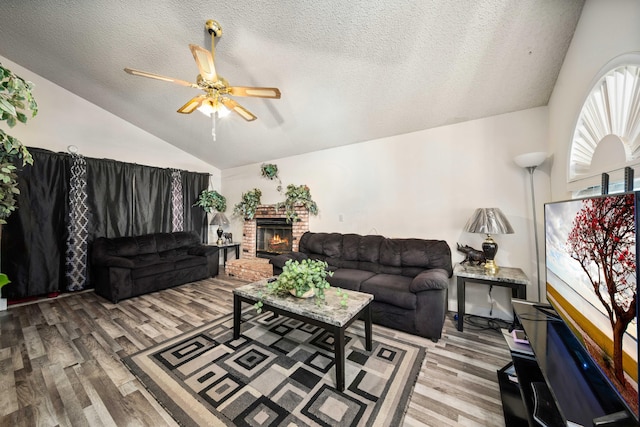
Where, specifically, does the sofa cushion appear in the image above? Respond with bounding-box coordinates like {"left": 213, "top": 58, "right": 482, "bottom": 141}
{"left": 175, "top": 255, "right": 207, "bottom": 270}
{"left": 379, "top": 239, "right": 402, "bottom": 267}
{"left": 132, "top": 253, "right": 160, "bottom": 264}
{"left": 174, "top": 231, "right": 201, "bottom": 247}
{"left": 134, "top": 234, "right": 157, "bottom": 255}
{"left": 188, "top": 245, "right": 220, "bottom": 257}
{"left": 402, "top": 239, "right": 453, "bottom": 276}
{"left": 155, "top": 233, "right": 177, "bottom": 251}
{"left": 358, "top": 235, "right": 384, "bottom": 263}
{"left": 323, "top": 233, "right": 343, "bottom": 258}
{"left": 306, "top": 232, "right": 327, "bottom": 254}
{"left": 342, "top": 234, "right": 361, "bottom": 261}
{"left": 360, "top": 274, "right": 416, "bottom": 310}
{"left": 327, "top": 269, "right": 376, "bottom": 291}
{"left": 131, "top": 261, "right": 175, "bottom": 279}
{"left": 159, "top": 249, "right": 177, "bottom": 259}
{"left": 107, "top": 237, "right": 139, "bottom": 257}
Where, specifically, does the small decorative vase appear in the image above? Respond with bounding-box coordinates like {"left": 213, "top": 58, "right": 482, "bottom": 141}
{"left": 0, "top": 298, "right": 7, "bottom": 311}
{"left": 290, "top": 288, "right": 315, "bottom": 298}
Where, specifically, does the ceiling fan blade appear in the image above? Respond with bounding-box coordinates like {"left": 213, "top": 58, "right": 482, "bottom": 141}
{"left": 228, "top": 86, "right": 281, "bottom": 99}
{"left": 177, "top": 95, "right": 208, "bottom": 114}
{"left": 189, "top": 44, "right": 218, "bottom": 82}
{"left": 124, "top": 68, "right": 198, "bottom": 88}
{"left": 220, "top": 97, "right": 257, "bottom": 121}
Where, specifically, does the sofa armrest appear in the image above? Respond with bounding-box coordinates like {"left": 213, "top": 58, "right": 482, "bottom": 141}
{"left": 188, "top": 245, "right": 219, "bottom": 257}
{"left": 93, "top": 255, "right": 135, "bottom": 269}
{"left": 410, "top": 269, "right": 450, "bottom": 292}
{"left": 269, "top": 252, "right": 308, "bottom": 270}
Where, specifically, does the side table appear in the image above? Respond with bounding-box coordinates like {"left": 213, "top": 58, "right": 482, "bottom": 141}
{"left": 455, "top": 264, "right": 529, "bottom": 332}
{"left": 211, "top": 242, "right": 241, "bottom": 263}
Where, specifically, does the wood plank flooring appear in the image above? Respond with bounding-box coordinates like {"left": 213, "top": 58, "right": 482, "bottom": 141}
{"left": 0, "top": 273, "right": 512, "bottom": 426}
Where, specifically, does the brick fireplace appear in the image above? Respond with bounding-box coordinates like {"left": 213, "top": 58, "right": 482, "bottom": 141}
{"left": 240, "top": 204, "right": 309, "bottom": 259}
{"left": 225, "top": 204, "right": 309, "bottom": 281}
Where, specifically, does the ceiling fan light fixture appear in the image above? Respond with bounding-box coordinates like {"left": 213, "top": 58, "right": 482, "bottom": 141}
{"left": 197, "top": 99, "right": 229, "bottom": 118}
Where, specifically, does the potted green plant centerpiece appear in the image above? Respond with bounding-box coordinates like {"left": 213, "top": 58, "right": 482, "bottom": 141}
{"left": 256, "top": 258, "right": 348, "bottom": 313}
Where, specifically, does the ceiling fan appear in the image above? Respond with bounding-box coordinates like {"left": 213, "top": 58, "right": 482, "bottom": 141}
{"left": 124, "top": 19, "right": 281, "bottom": 124}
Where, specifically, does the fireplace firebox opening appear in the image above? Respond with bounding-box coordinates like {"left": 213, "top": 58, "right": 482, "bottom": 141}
{"left": 256, "top": 218, "right": 293, "bottom": 258}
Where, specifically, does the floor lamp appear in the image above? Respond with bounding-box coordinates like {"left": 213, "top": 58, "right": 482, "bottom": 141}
{"left": 514, "top": 152, "right": 547, "bottom": 302}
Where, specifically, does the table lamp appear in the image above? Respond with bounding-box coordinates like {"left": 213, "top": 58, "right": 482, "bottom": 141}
{"left": 464, "top": 208, "right": 514, "bottom": 274}
{"left": 210, "top": 212, "right": 230, "bottom": 245}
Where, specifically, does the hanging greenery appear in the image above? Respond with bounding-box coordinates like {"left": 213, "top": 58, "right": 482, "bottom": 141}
{"left": 260, "top": 163, "right": 279, "bottom": 180}
{"left": 0, "top": 63, "right": 37, "bottom": 225}
{"left": 194, "top": 189, "right": 227, "bottom": 213}
{"left": 233, "top": 188, "right": 262, "bottom": 219}
{"left": 261, "top": 163, "right": 282, "bottom": 193}
{"left": 279, "top": 184, "right": 318, "bottom": 223}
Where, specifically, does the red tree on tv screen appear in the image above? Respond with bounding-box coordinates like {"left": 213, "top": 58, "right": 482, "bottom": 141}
{"left": 566, "top": 194, "right": 637, "bottom": 386}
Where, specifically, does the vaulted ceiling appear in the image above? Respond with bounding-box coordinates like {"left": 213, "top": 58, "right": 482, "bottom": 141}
{"left": 0, "top": 1, "right": 584, "bottom": 169}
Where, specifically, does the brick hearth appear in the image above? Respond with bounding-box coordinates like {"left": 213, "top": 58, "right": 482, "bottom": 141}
{"left": 225, "top": 204, "right": 309, "bottom": 281}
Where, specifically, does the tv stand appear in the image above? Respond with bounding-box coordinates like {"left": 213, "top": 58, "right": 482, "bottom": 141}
{"left": 498, "top": 300, "right": 637, "bottom": 427}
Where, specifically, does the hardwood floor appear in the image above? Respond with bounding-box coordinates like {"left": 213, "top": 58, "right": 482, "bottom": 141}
{"left": 0, "top": 274, "right": 512, "bottom": 426}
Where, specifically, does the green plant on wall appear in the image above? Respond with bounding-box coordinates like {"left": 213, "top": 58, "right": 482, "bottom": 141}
{"left": 0, "top": 63, "right": 37, "bottom": 225}
{"left": 261, "top": 163, "right": 282, "bottom": 193}
{"left": 279, "top": 184, "right": 318, "bottom": 223}
{"left": 260, "top": 163, "right": 278, "bottom": 180}
{"left": 194, "top": 189, "right": 227, "bottom": 213}
{"left": 233, "top": 188, "right": 262, "bottom": 219}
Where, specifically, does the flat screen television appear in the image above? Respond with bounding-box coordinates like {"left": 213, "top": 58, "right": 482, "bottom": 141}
{"left": 545, "top": 192, "right": 639, "bottom": 423}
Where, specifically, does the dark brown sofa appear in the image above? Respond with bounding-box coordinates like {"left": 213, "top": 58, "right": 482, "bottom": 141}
{"left": 91, "top": 231, "right": 219, "bottom": 303}
{"left": 270, "top": 232, "right": 453, "bottom": 341}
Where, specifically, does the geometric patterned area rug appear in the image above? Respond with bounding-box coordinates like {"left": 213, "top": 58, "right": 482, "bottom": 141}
{"left": 123, "top": 309, "right": 426, "bottom": 426}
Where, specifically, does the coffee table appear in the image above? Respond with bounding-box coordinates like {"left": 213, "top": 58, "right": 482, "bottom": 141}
{"left": 233, "top": 279, "right": 374, "bottom": 391}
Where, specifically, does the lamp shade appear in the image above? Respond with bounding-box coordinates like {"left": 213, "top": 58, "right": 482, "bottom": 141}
{"left": 464, "top": 208, "right": 514, "bottom": 235}
{"left": 514, "top": 152, "right": 547, "bottom": 168}
{"left": 210, "top": 212, "right": 230, "bottom": 227}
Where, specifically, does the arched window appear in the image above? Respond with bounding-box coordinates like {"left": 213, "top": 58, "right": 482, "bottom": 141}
{"left": 568, "top": 53, "right": 640, "bottom": 195}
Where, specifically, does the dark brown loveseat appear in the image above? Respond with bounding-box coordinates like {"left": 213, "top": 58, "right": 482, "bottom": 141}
{"left": 91, "top": 231, "right": 219, "bottom": 303}
{"left": 270, "top": 232, "right": 453, "bottom": 341}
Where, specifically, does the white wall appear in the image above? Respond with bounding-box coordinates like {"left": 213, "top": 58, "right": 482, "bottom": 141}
{"left": 1, "top": 55, "right": 223, "bottom": 242}
{"left": 0, "top": 56, "right": 220, "bottom": 179}
{"left": 548, "top": 0, "right": 640, "bottom": 200}
{"left": 223, "top": 107, "right": 551, "bottom": 320}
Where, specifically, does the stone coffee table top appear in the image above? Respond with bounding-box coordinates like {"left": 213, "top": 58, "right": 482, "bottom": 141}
{"left": 233, "top": 278, "right": 374, "bottom": 327}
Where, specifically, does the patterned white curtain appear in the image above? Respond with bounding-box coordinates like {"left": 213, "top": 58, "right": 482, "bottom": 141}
{"left": 66, "top": 154, "right": 89, "bottom": 291}
{"left": 171, "top": 170, "right": 184, "bottom": 232}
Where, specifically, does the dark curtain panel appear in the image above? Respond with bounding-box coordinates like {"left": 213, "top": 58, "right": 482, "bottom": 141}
{"left": 182, "top": 171, "right": 209, "bottom": 242}
{"left": 131, "top": 164, "right": 172, "bottom": 235}
{"left": 1, "top": 149, "right": 68, "bottom": 299}
{"left": 2, "top": 148, "right": 210, "bottom": 299}
{"left": 85, "top": 158, "right": 135, "bottom": 239}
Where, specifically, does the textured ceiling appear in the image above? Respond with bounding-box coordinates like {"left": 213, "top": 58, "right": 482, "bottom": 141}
{"left": 0, "top": 0, "right": 584, "bottom": 169}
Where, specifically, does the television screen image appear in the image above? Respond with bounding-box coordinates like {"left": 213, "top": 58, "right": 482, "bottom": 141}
{"left": 545, "top": 192, "right": 639, "bottom": 420}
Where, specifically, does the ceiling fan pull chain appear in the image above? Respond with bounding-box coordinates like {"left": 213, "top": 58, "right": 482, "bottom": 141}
{"left": 211, "top": 113, "right": 217, "bottom": 141}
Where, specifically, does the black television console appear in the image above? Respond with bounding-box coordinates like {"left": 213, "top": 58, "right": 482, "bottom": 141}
{"left": 498, "top": 299, "right": 637, "bottom": 427}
